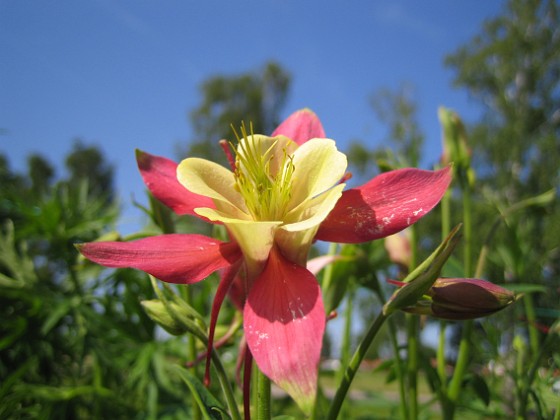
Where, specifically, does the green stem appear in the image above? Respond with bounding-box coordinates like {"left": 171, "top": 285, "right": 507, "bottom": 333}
{"left": 211, "top": 347, "right": 242, "bottom": 420}
{"left": 446, "top": 320, "right": 472, "bottom": 413}
{"left": 523, "top": 294, "right": 540, "bottom": 358}
{"left": 255, "top": 367, "right": 271, "bottom": 420}
{"left": 333, "top": 288, "right": 355, "bottom": 418}
{"left": 445, "top": 182, "right": 473, "bottom": 419}
{"left": 388, "top": 317, "right": 409, "bottom": 420}
{"left": 437, "top": 181, "right": 451, "bottom": 415}
{"left": 374, "top": 278, "right": 408, "bottom": 420}
{"left": 180, "top": 285, "right": 202, "bottom": 420}
{"left": 437, "top": 321, "right": 447, "bottom": 392}
{"left": 326, "top": 311, "right": 389, "bottom": 420}
{"left": 406, "top": 315, "right": 419, "bottom": 420}
{"left": 441, "top": 189, "right": 451, "bottom": 240}
{"left": 462, "top": 185, "right": 473, "bottom": 278}
{"left": 407, "top": 223, "right": 419, "bottom": 419}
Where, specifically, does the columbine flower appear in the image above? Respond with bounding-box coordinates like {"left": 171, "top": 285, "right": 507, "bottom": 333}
{"left": 77, "top": 109, "right": 451, "bottom": 413}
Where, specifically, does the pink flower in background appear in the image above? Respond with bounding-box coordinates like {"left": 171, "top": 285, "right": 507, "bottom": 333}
{"left": 78, "top": 109, "right": 451, "bottom": 413}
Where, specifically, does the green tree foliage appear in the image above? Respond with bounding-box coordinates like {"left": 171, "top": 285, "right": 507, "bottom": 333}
{"left": 185, "top": 61, "right": 291, "bottom": 165}
{"left": 65, "top": 140, "right": 114, "bottom": 200}
{"left": 445, "top": 0, "right": 559, "bottom": 196}
{"left": 346, "top": 84, "right": 425, "bottom": 182}
{"left": 0, "top": 146, "right": 193, "bottom": 418}
{"left": 445, "top": 0, "right": 559, "bottom": 305}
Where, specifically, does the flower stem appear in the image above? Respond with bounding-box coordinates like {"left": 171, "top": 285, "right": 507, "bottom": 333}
{"left": 437, "top": 188, "right": 451, "bottom": 402}
{"left": 333, "top": 288, "right": 355, "bottom": 418}
{"left": 255, "top": 366, "right": 271, "bottom": 420}
{"left": 407, "top": 223, "right": 419, "bottom": 419}
{"left": 326, "top": 311, "right": 389, "bottom": 420}
{"left": 446, "top": 183, "right": 474, "bottom": 418}
{"left": 523, "top": 294, "right": 540, "bottom": 358}
{"left": 406, "top": 315, "right": 419, "bottom": 420}
{"left": 373, "top": 277, "right": 408, "bottom": 420}
{"left": 388, "top": 317, "right": 409, "bottom": 420}
{"left": 180, "top": 285, "right": 202, "bottom": 420}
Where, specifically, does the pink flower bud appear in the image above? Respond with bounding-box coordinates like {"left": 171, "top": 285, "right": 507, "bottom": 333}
{"left": 428, "top": 278, "right": 516, "bottom": 320}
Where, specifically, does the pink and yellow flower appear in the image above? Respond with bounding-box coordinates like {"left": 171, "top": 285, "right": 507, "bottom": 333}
{"left": 78, "top": 109, "right": 451, "bottom": 413}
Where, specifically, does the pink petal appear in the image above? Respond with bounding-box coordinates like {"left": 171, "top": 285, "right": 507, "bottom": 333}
{"left": 136, "top": 149, "right": 215, "bottom": 217}
{"left": 316, "top": 166, "right": 452, "bottom": 243}
{"left": 77, "top": 234, "right": 241, "bottom": 284}
{"left": 243, "top": 247, "right": 325, "bottom": 414}
{"left": 271, "top": 109, "right": 326, "bottom": 145}
{"left": 306, "top": 255, "right": 343, "bottom": 275}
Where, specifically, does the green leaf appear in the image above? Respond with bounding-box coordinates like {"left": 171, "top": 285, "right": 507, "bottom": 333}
{"left": 173, "top": 366, "right": 231, "bottom": 420}
{"left": 468, "top": 374, "right": 490, "bottom": 406}
{"left": 502, "top": 283, "right": 548, "bottom": 294}
{"left": 40, "top": 297, "right": 79, "bottom": 335}
{"left": 383, "top": 224, "right": 462, "bottom": 315}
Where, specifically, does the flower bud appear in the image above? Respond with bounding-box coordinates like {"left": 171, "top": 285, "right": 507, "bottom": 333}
{"left": 141, "top": 299, "right": 200, "bottom": 336}
{"left": 428, "top": 278, "right": 516, "bottom": 320}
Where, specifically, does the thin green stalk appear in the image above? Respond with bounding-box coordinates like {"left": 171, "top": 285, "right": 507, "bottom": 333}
{"left": 446, "top": 320, "right": 472, "bottom": 406}
{"left": 437, "top": 189, "right": 451, "bottom": 403}
{"left": 255, "top": 367, "right": 271, "bottom": 420}
{"left": 441, "top": 189, "right": 451, "bottom": 240}
{"left": 375, "top": 278, "right": 408, "bottom": 420}
{"left": 407, "top": 223, "right": 419, "bottom": 419}
{"left": 406, "top": 315, "right": 419, "bottom": 420}
{"left": 326, "top": 311, "right": 389, "bottom": 420}
{"left": 388, "top": 317, "right": 409, "bottom": 420}
{"left": 446, "top": 182, "right": 473, "bottom": 418}
{"left": 180, "top": 285, "right": 202, "bottom": 420}
{"left": 169, "top": 307, "right": 242, "bottom": 420}
{"left": 523, "top": 294, "right": 540, "bottom": 358}
{"left": 462, "top": 185, "right": 473, "bottom": 277}
{"left": 333, "top": 289, "right": 355, "bottom": 418}
{"left": 437, "top": 321, "right": 447, "bottom": 392}
{"left": 210, "top": 347, "right": 242, "bottom": 420}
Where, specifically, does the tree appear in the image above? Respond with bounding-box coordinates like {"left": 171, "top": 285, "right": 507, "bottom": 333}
{"left": 445, "top": 0, "right": 559, "bottom": 198}
{"left": 444, "top": 4, "right": 559, "bottom": 414}
{"left": 65, "top": 140, "right": 114, "bottom": 200}
{"left": 346, "top": 84, "right": 425, "bottom": 184}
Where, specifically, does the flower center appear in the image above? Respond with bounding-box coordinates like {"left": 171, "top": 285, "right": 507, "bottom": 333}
{"left": 232, "top": 125, "right": 295, "bottom": 221}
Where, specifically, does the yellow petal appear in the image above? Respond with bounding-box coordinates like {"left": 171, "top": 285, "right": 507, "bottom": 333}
{"left": 177, "top": 158, "right": 247, "bottom": 213}
{"left": 288, "top": 138, "right": 347, "bottom": 210}
{"left": 194, "top": 206, "right": 251, "bottom": 223}
{"left": 226, "top": 219, "right": 282, "bottom": 279}
{"left": 282, "top": 183, "right": 345, "bottom": 233}
{"left": 277, "top": 184, "right": 345, "bottom": 265}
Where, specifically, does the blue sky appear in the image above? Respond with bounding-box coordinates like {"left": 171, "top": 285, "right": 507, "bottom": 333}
{"left": 1, "top": 1, "right": 505, "bottom": 231}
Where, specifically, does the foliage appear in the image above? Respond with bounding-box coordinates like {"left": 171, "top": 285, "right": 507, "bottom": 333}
{"left": 445, "top": 0, "right": 560, "bottom": 305}
{"left": 0, "top": 147, "right": 197, "bottom": 418}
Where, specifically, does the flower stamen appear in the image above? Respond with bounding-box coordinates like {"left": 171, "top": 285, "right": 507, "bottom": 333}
{"left": 231, "top": 123, "right": 295, "bottom": 221}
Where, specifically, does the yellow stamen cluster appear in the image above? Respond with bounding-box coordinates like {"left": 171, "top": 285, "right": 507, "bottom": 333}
{"left": 232, "top": 124, "right": 295, "bottom": 221}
